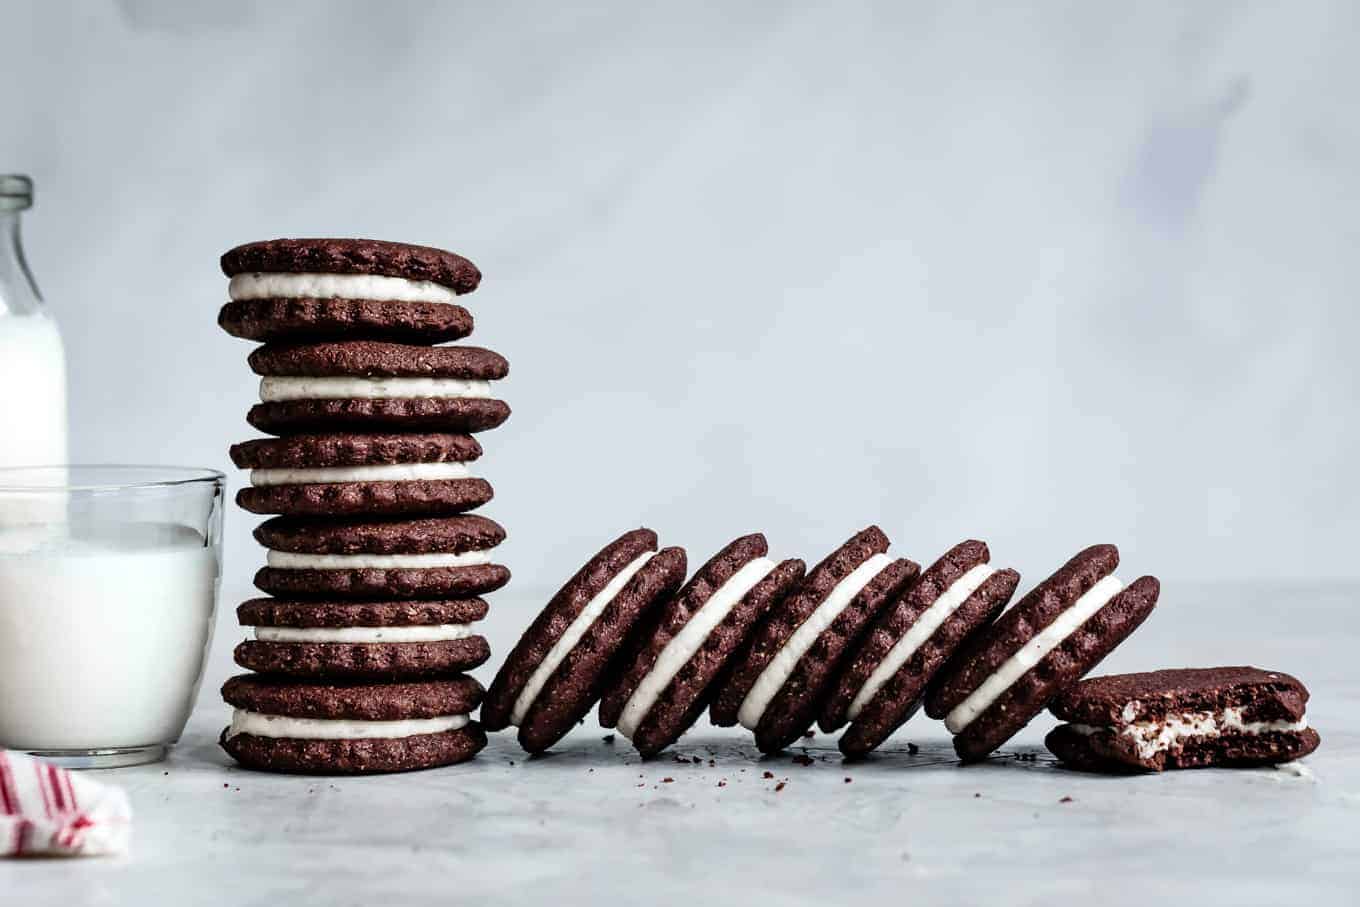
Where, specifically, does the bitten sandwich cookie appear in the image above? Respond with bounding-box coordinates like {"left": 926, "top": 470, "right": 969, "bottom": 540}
{"left": 925, "top": 544, "right": 1159, "bottom": 762}
{"left": 481, "top": 529, "right": 687, "bottom": 753}
{"left": 220, "top": 673, "right": 486, "bottom": 774}
{"left": 253, "top": 514, "right": 510, "bottom": 600}
{"left": 820, "top": 540, "right": 1020, "bottom": 758}
{"left": 233, "top": 597, "right": 491, "bottom": 679}
{"left": 598, "top": 534, "right": 805, "bottom": 757}
{"left": 1046, "top": 666, "right": 1320, "bottom": 772}
{"left": 230, "top": 432, "right": 492, "bottom": 518}
{"left": 709, "top": 526, "right": 919, "bottom": 754}
{"left": 219, "top": 237, "right": 479, "bottom": 343}
{"left": 245, "top": 341, "right": 510, "bottom": 435}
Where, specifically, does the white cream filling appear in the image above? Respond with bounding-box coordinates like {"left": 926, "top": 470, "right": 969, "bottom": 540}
{"left": 259, "top": 376, "right": 493, "bottom": 403}
{"left": 616, "top": 557, "right": 778, "bottom": 739}
{"left": 251, "top": 462, "right": 473, "bottom": 486}
{"left": 253, "top": 623, "right": 472, "bottom": 643}
{"left": 738, "top": 552, "right": 894, "bottom": 730}
{"left": 846, "top": 564, "right": 997, "bottom": 721}
{"left": 226, "top": 709, "right": 468, "bottom": 740}
{"left": 945, "top": 574, "right": 1125, "bottom": 734}
{"left": 229, "top": 272, "right": 460, "bottom": 303}
{"left": 266, "top": 549, "right": 492, "bottom": 570}
{"left": 1071, "top": 707, "right": 1310, "bottom": 760}
{"left": 510, "top": 551, "right": 656, "bottom": 726}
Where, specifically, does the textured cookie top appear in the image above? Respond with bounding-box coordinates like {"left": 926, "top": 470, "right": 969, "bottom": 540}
{"left": 221, "top": 673, "right": 484, "bottom": 719}
{"left": 237, "top": 597, "right": 489, "bottom": 628}
{"left": 926, "top": 543, "right": 1119, "bottom": 717}
{"left": 1050, "top": 666, "right": 1310, "bottom": 726}
{"left": 220, "top": 238, "right": 481, "bottom": 292}
{"left": 254, "top": 514, "right": 505, "bottom": 555}
{"left": 249, "top": 341, "right": 509, "bottom": 379}
{"left": 230, "top": 433, "right": 483, "bottom": 470}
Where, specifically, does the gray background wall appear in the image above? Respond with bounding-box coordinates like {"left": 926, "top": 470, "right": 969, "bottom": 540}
{"left": 4, "top": 1, "right": 1357, "bottom": 594}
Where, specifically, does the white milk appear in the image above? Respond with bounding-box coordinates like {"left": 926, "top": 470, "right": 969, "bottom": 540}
{"left": 0, "top": 312, "right": 68, "bottom": 469}
{"left": 0, "top": 522, "right": 219, "bottom": 750}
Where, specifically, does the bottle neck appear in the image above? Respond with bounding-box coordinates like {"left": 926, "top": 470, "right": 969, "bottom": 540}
{"left": 0, "top": 209, "right": 44, "bottom": 317}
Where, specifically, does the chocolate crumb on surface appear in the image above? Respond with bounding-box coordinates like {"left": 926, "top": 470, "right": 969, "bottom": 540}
{"left": 775, "top": 782, "right": 786, "bottom": 792}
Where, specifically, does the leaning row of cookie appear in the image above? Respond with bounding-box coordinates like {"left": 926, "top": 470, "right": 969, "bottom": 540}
{"left": 215, "top": 238, "right": 512, "bottom": 774}
{"left": 484, "top": 527, "right": 1160, "bottom": 761}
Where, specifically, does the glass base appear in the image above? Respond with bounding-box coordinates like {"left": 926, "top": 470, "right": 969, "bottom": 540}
{"left": 21, "top": 744, "right": 168, "bottom": 769}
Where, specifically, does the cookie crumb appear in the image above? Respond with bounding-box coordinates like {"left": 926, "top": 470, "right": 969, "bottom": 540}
{"left": 717, "top": 780, "right": 727, "bottom": 787}
{"left": 602, "top": 734, "right": 615, "bottom": 744}
{"left": 844, "top": 777, "right": 852, "bottom": 783}
{"left": 774, "top": 781, "right": 786, "bottom": 792}
{"left": 763, "top": 770, "right": 775, "bottom": 779}
{"left": 907, "top": 743, "right": 919, "bottom": 755}
{"left": 223, "top": 783, "right": 229, "bottom": 789}
{"left": 662, "top": 777, "right": 674, "bottom": 783}
{"left": 973, "top": 792, "right": 980, "bottom": 798}
{"left": 1059, "top": 796, "right": 1074, "bottom": 803}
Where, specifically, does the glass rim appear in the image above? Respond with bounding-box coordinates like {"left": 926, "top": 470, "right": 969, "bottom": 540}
{"left": 0, "top": 465, "right": 225, "bottom": 493}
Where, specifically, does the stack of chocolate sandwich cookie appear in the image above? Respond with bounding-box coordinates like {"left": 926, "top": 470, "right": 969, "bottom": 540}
{"left": 216, "top": 238, "right": 510, "bottom": 774}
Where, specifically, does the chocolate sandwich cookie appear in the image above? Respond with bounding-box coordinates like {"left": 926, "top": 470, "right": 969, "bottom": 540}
{"left": 708, "top": 527, "right": 919, "bottom": 754}
{"left": 925, "top": 544, "right": 1160, "bottom": 762}
{"left": 220, "top": 238, "right": 478, "bottom": 343}
{"left": 230, "top": 432, "right": 492, "bottom": 518}
{"left": 220, "top": 673, "right": 486, "bottom": 774}
{"left": 598, "top": 534, "right": 805, "bottom": 757}
{"left": 481, "top": 529, "right": 687, "bottom": 753}
{"left": 820, "top": 540, "right": 1021, "bottom": 758}
{"left": 234, "top": 597, "right": 491, "bottom": 679}
{"left": 1046, "top": 667, "right": 1320, "bottom": 773}
{"left": 253, "top": 514, "right": 510, "bottom": 600}
{"left": 246, "top": 341, "right": 510, "bottom": 435}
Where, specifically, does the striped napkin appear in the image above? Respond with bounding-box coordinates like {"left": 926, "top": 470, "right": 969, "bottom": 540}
{"left": 0, "top": 750, "right": 132, "bottom": 857}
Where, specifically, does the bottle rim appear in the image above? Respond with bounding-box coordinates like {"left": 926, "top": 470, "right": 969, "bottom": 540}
{"left": 0, "top": 174, "right": 33, "bottom": 212}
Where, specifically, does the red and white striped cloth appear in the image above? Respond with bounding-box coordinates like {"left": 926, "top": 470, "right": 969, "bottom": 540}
{"left": 0, "top": 749, "right": 132, "bottom": 857}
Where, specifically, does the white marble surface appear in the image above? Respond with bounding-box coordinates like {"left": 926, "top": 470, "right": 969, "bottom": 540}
{"left": 4, "top": 580, "right": 1357, "bottom": 904}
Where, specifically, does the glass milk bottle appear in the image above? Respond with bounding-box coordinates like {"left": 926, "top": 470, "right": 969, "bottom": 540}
{"left": 0, "top": 175, "right": 67, "bottom": 468}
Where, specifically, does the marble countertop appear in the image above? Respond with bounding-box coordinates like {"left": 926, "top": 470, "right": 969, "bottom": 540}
{"left": 5, "top": 581, "right": 1358, "bottom": 905}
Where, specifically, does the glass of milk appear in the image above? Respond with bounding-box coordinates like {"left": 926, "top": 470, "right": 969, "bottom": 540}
{"left": 0, "top": 466, "right": 225, "bottom": 768}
